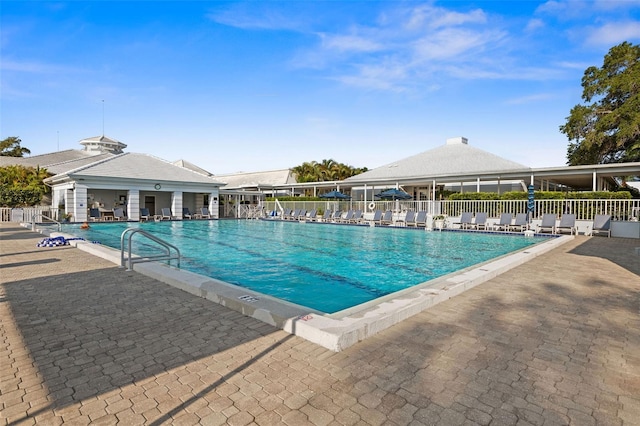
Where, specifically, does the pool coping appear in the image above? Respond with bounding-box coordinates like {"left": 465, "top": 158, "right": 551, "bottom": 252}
{"left": 28, "top": 222, "right": 574, "bottom": 352}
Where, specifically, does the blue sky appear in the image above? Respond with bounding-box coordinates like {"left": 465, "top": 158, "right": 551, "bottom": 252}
{"left": 2, "top": 1, "right": 640, "bottom": 174}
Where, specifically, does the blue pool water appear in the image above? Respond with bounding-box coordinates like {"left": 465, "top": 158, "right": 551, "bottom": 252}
{"left": 62, "top": 220, "right": 545, "bottom": 313}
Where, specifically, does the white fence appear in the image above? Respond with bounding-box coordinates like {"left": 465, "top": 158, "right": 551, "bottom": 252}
{"left": 264, "top": 199, "right": 640, "bottom": 221}
{"left": 0, "top": 207, "right": 59, "bottom": 223}
{"left": 3, "top": 199, "right": 639, "bottom": 223}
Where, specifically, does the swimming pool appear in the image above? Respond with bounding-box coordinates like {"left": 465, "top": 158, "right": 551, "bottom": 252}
{"left": 64, "top": 220, "right": 546, "bottom": 313}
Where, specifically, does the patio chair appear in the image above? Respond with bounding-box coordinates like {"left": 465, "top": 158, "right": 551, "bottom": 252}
{"left": 330, "top": 210, "right": 342, "bottom": 222}
{"left": 340, "top": 210, "right": 354, "bottom": 223}
{"left": 182, "top": 207, "right": 193, "bottom": 220}
{"left": 509, "top": 213, "right": 528, "bottom": 232}
{"left": 556, "top": 214, "right": 576, "bottom": 235}
{"left": 289, "top": 209, "right": 300, "bottom": 220}
{"left": 307, "top": 209, "right": 317, "bottom": 221}
{"left": 537, "top": 214, "right": 557, "bottom": 234}
{"left": 199, "top": 207, "right": 211, "bottom": 219}
{"left": 349, "top": 210, "right": 363, "bottom": 224}
{"left": 405, "top": 210, "right": 417, "bottom": 227}
{"left": 89, "top": 208, "right": 102, "bottom": 222}
{"left": 140, "top": 208, "right": 150, "bottom": 222}
{"left": 493, "top": 213, "right": 513, "bottom": 231}
{"left": 161, "top": 208, "right": 173, "bottom": 220}
{"left": 296, "top": 209, "right": 307, "bottom": 220}
{"left": 113, "top": 207, "right": 127, "bottom": 221}
{"left": 591, "top": 214, "right": 611, "bottom": 237}
{"left": 319, "top": 210, "right": 332, "bottom": 222}
{"left": 454, "top": 212, "right": 474, "bottom": 229}
{"left": 414, "top": 211, "right": 428, "bottom": 227}
{"left": 468, "top": 212, "right": 488, "bottom": 230}
{"left": 381, "top": 210, "right": 393, "bottom": 225}
{"left": 370, "top": 210, "right": 383, "bottom": 225}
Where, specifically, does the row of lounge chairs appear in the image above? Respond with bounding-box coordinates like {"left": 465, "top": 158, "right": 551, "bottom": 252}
{"left": 89, "top": 207, "right": 212, "bottom": 222}
{"left": 146, "top": 207, "right": 212, "bottom": 221}
{"left": 451, "top": 212, "right": 612, "bottom": 236}
{"left": 453, "top": 212, "right": 529, "bottom": 232}
{"left": 280, "top": 208, "right": 431, "bottom": 227}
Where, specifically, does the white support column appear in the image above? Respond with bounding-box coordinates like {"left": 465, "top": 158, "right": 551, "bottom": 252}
{"left": 432, "top": 180, "right": 436, "bottom": 201}
{"left": 592, "top": 171, "right": 597, "bottom": 191}
{"left": 73, "top": 185, "right": 88, "bottom": 222}
{"left": 530, "top": 174, "right": 535, "bottom": 186}
{"left": 476, "top": 177, "right": 480, "bottom": 192}
{"left": 128, "top": 190, "right": 140, "bottom": 221}
{"left": 172, "top": 191, "right": 183, "bottom": 220}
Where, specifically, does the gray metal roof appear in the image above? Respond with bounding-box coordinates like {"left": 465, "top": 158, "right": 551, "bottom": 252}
{"left": 0, "top": 150, "right": 116, "bottom": 175}
{"left": 173, "top": 159, "right": 214, "bottom": 177}
{"left": 214, "top": 169, "right": 296, "bottom": 189}
{"left": 346, "top": 137, "right": 530, "bottom": 183}
{"left": 48, "top": 152, "right": 224, "bottom": 185}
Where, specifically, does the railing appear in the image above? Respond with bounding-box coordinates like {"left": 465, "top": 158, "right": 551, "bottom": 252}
{"left": 120, "top": 228, "right": 181, "bottom": 271}
{"left": 1, "top": 207, "right": 58, "bottom": 222}
{"left": 264, "top": 199, "right": 640, "bottom": 221}
{"left": 32, "top": 214, "right": 62, "bottom": 232}
{"left": 440, "top": 199, "right": 640, "bottom": 221}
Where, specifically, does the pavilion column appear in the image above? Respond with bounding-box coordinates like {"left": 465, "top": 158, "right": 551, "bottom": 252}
{"left": 208, "top": 189, "right": 219, "bottom": 219}
{"left": 127, "top": 189, "right": 140, "bottom": 221}
{"left": 592, "top": 171, "right": 597, "bottom": 191}
{"left": 171, "top": 191, "right": 183, "bottom": 220}
{"left": 476, "top": 177, "right": 480, "bottom": 192}
{"left": 72, "top": 185, "right": 88, "bottom": 222}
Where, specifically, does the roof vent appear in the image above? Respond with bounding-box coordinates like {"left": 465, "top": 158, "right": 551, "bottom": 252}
{"left": 446, "top": 137, "right": 468, "bottom": 145}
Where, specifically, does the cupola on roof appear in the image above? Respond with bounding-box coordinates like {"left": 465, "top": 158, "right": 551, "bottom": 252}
{"left": 79, "top": 135, "right": 127, "bottom": 155}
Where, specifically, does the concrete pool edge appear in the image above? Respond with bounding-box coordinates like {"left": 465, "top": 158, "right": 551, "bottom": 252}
{"left": 27, "top": 223, "right": 574, "bottom": 352}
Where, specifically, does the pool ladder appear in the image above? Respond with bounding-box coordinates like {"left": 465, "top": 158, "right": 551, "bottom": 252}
{"left": 120, "top": 228, "right": 181, "bottom": 271}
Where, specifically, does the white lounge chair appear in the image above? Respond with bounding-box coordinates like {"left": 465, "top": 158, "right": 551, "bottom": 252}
{"left": 455, "top": 212, "right": 474, "bottom": 229}
{"left": 537, "top": 214, "right": 557, "bottom": 234}
{"left": 493, "top": 213, "right": 513, "bottom": 231}
{"left": 556, "top": 214, "right": 576, "bottom": 235}
{"left": 113, "top": 207, "right": 127, "bottom": 221}
{"left": 509, "top": 213, "right": 528, "bottom": 232}
{"left": 319, "top": 210, "right": 332, "bottom": 222}
{"left": 349, "top": 210, "right": 363, "bottom": 224}
{"left": 370, "top": 210, "right": 383, "bottom": 225}
{"left": 161, "top": 208, "right": 173, "bottom": 220}
{"left": 199, "top": 207, "right": 211, "bottom": 219}
{"left": 469, "top": 212, "right": 488, "bottom": 230}
{"left": 405, "top": 210, "right": 417, "bottom": 227}
{"left": 139, "top": 208, "right": 150, "bottom": 222}
{"left": 414, "top": 211, "right": 427, "bottom": 227}
{"left": 340, "top": 210, "right": 354, "bottom": 223}
{"left": 380, "top": 210, "right": 393, "bottom": 225}
{"left": 182, "top": 207, "right": 193, "bottom": 220}
{"left": 591, "top": 214, "right": 611, "bottom": 237}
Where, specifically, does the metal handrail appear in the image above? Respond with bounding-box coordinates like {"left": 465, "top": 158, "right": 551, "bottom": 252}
{"left": 120, "top": 228, "right": 181, "bottom": 271}
{"left": 32, "top": 213, "right": 62, "bottom": 231}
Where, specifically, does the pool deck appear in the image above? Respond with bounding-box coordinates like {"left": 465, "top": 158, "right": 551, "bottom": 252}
{"left": 1, "top": 223, "right": 639, "bottom": 425}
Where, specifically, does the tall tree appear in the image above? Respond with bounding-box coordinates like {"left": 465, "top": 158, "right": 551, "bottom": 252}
{"left": 292, "top": 159, "right": 368, "bottom": 183}
{"left": 0, "top": 165, "right": 50, "bottom": 207}
{"left": 0, "top": 136, "right": 31, "bottom": 157}
{"left": 560, "top": 42, "right": 640, "bottom": 165}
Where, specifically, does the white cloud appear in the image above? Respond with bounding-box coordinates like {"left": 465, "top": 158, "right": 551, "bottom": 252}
{"left": 405, "top": 4, "right": 487, "bottom": 30}
{"left": 525, "top": 18, "right": 545, "bottom": 32}
{"left": 319, "top": 33, "right": 383, "bottom": 53}
{"left": 584, "top": 21, "right": 640, "bottom": 46}
{"left": 206, "top": 4, "right": 305, "bottom": 31}
{"left": 505, "top": 93, "right": 554, "bottom": 105}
